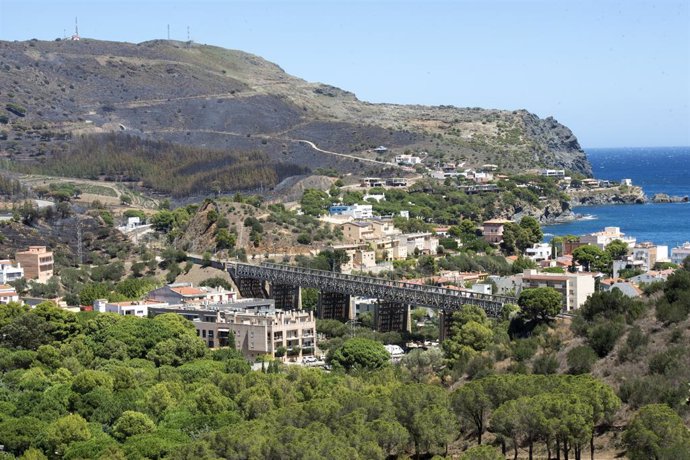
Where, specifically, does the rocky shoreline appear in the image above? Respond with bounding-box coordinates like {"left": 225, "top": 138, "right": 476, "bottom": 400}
{"left": 651, "top": 193, "right": 689, "bottom": 203}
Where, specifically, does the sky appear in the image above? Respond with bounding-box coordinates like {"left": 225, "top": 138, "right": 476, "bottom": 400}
{"left": 0, "top": 0, "right": 688, "bottom": 148}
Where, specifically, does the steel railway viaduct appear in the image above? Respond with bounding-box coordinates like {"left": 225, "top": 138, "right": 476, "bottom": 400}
{"left": 225, "top": 262, "right": 516, "bottom": 337}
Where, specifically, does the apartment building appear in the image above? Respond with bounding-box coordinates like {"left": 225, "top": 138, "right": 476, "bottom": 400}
{"left": 671, "top": 242, "right": 690, "bottom": 265}
{"left": 521, "top": 269, "right": 596, "bottom": 312}
{"left": 632, "top": 242, "right": 669, "bottom": 271}
{"left": 149, "top": 299, "right": 316, "bottom": 361}
{"left": 15, "top": 246, "right": 53, "bottom": 283}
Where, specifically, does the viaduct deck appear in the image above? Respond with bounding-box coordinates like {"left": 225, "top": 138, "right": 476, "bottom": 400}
{"left": 227, "top": 262, "right": 516, "bottom": 317}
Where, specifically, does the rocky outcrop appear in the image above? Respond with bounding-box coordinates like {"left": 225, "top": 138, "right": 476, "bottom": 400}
{"left": 651, "top": 193, "right": 689, "bottom": 203}
{"left": 568, "top": 186, "right": 646, "bottom": 206}
{"left": 517, "top": 111, "right": 592, "bottom": 177}
{"left": 504, "top": 199, "right": 576, "bottom": 225}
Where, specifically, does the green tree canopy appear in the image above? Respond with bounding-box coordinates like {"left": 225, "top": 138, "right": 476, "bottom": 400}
{"left": 328, "top": 338, "right": 390, "bottom": 372}
{"left": 623, "top": 404, "right": 690, "bottom": 460}
{"left": 518, "top": 287, "right": 563, "bottom": 320}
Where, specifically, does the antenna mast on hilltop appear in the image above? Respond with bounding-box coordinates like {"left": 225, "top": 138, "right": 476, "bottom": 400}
{"left": 167, "top": 24, "right": 170, "bottom": 40}
{"left": 187, "top": 26, "right": 191, "bottom": 42}
{"left": 71, "top": 17, "right": 80, "bottom": 41}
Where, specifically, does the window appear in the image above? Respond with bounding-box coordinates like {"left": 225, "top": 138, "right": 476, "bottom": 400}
{"left": 202, "top": 330, "right": 206, "bottom": 338}
{"left": 208, "top": 330, "right": 214, "bottom": 339}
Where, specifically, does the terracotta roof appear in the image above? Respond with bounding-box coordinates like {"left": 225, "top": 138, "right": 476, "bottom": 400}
{"left": 170, "top": 286, "right": 205, "bottom": 296}
{"left": 483, "top": 219, "right": 511, "bottom": 225}
{"left": 0, "top": 284, "right": 16, "bottom": 291}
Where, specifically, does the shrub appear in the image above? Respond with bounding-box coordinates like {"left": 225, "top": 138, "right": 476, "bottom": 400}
{"left": 532, "top": 353, "right": 559, "bottom": 375}
{"left": 588, "top": 319, "right": 625, "bottom": 357}
{"left": 567, "top": 345, "right": 598, "bottom": 374}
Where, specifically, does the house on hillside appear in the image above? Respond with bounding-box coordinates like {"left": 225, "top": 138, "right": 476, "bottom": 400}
{"left": 482, "top": 219, "right": 512, "bottom": 244}
{"left": 0, "top": 284, "right": 19, "bottom": 304}
{"left": 0, "top": 260, "right": 24, "bottom": 284}
{"left": 147, "top": 282, "right": 234, "bottom": 305}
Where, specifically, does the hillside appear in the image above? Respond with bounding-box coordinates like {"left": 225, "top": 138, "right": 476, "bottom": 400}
{"left": 0, "top": 38, "right": 591, "bottom": 197}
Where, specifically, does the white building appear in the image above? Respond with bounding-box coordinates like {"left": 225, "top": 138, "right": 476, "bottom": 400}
{"left": 329, "top": 204, "right": 374, "bottom": 219}
{"left": 671, "top": 242, "right": 690, "bottom": 265}
{"left": 621, "top": 178, "right": 633, "bottom": 187}
{"left": 525, "top": 243, "right": 552, "bottom": 262}
{"left": 471, "top": 283, "right": 493, "bottom": 295}
{"left": 401, "top": 232, "right": 439, "bottom": 255}
{"left": 0, "top": 260, "right": 24, "bottom": 284}
{"left": 580, "top": 227, "right": 636, "bottom": 250}
{"left": 395, "top": 154, "right": 422, "bottom": 165}
{"left": 93, "top": 299, "right": 170, "bottom": 317}
{"left": 0, "top": 284, "right": 19, "bottom": 304}
{"left": 632, "top": 242, "right": 669, "bottom": 271}
{"left": 539, "top": 169, "right": 566, "bottom": 178}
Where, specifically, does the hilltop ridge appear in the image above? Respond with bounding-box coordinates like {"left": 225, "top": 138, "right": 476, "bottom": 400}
{"left": 0, "top": 38, "right": 591, "bottom": 196}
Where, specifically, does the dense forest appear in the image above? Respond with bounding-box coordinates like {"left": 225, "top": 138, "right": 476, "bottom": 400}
{"left": 7, "top": 134, "right": 308, "bottom": 197}
{"left": 2, "top": 267, "right": 690, "bottom": 460}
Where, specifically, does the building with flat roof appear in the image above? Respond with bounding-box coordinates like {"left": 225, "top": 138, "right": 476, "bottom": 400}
{"left": 0, "top": 260, "right": 24, "bottom": 284}
{"left": 579, "top": 227, "right": 636, "bottom": 250}
{"left": 521, "top": 269, "right": 596, "bottom": 312}
{"left": 93, "top": 299, "right": 170, "bottom": 317}
{"left": 632, "top": 242, "right": 669, "bottom": 271}
{"left": 15, "top": 246, "right": 53, "bottom": 283}
{"left": 329, "top": 203, "right": 373, "bottom": 219}
{"left": 149, "top": 299, "right": 316, "bottom": 361}
{"left": 671, "top": 242, "right": 690, "bottom": 265}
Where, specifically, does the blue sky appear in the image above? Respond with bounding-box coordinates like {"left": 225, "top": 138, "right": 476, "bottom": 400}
{"left": 1, "top": 0, "right": 688, "bottom": 148}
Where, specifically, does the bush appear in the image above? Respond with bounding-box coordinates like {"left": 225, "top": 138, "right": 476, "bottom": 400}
{"left": 532, "top": 353, "right": 559, "bottom": 375}
{"left": 588, "top": 319, "right": 625, "bottom": 357}
{"left": 617, "top": 325, "right": 648, "bottom": 362}
{"left": 512, "top": 338, "right": 538, "bottom": 362}
{"left": 648, "top": 347, "right": 685, "bottom": 376}
{"left": 296, "top": 233, "right": 311, "bottom": 245}
{"left": 567, "top": 345, "right": 598, "bottom": 374}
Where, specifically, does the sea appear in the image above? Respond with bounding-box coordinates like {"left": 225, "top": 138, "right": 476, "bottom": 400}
{"left": 544, "top": 146, "right": 690, "bottom": 249}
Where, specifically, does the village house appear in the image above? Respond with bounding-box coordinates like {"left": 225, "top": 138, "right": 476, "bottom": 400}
{"left": 525, "top": 243, "right": 552, "bottom": 262}
{"left": 0, "top": 259, "right": 24, "bottom": 284}
{"left": 92, "top": 299, "right": 171, "bottom": 317}
{"left": 395, "top": 154, "right": 422, "bottom": 165}
{"left": 329, "top": 203, "right": 373, "bottom": 219}
{"left": 147, "top": 282, "right": 235, "bottom": 305}
{"left": 482, "top": 219, "right": 512, "bottom": 244}
{"left": 0, "top": 284, "right": 19, "bottom": 304}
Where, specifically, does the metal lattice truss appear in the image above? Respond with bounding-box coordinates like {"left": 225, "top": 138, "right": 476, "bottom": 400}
{"left": 229, "top": 262, "right": 516, "bottom": 317}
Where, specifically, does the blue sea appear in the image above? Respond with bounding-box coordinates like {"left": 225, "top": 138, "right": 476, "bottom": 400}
{"left": 544, "top": 146, "right": 690, "bottom": 248}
